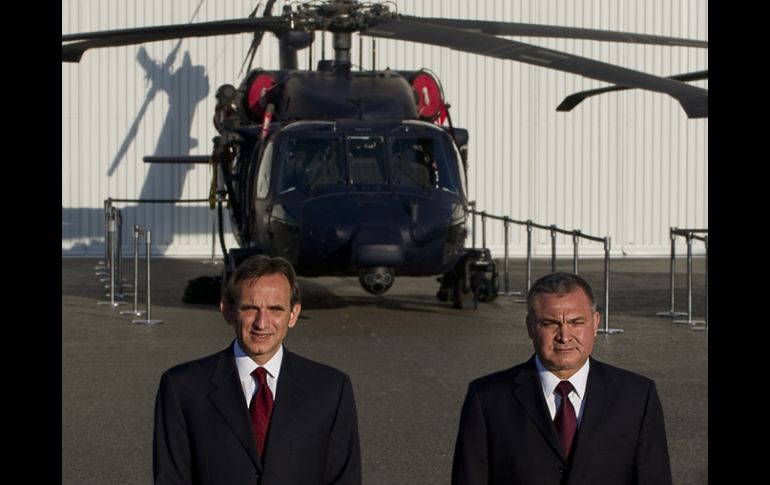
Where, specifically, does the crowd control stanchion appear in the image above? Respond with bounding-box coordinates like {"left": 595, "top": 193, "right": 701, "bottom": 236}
{"left": 133, "top": 230, "right": 164, "bottom": 326}
{"left": 95, "top": 198, "right": 111, "bottom": 274}
{"left": 572, "top": 231, "right": 580, "bottom": 274}
{"left": 114, "top": 209, "right": 130, "bottom": 295}
{"left": 202, "top": 216, "right": 220, "bottom": 265}
{"left": 120, "top": 225, "right": 146, "bottom": 317}
{"left": 499, "top": 217, "right": 522, "bottom": 296}
{"left": 97, "top": 213, "right": 127, "bottom": 309}
{"left": 470, "top": 201, "right": 477, "bottom": 249}
{"left": 107, "top": 209, "right": 131, "bottom": 297}
{"left": 502, "top": 218, "right": 510, "bottom": 295}
{"left": 525, "top": 220, "right": 533, "bottom": 298}
{"left": 656, "top": 227, "right": 687, "bottom": 319}
{"left": 98, "top": 204, "right": 116, "bottom": 281}
{"left": 598, "top": 237, "right": 622, "bottom": 335}
{"left": 481, "top": 211, "right": 488, "bottom": 250}
{"left": 514, "top": 220, "right": 534, "bottom": 304}
{"left": 674, "top": 231, "right": 705, "bottom": 327}
{"left": 691, "top": 235, "right": 708, "bottom": 332}
{"left": 550, "top": 225, "right": 557, "bottom": 272}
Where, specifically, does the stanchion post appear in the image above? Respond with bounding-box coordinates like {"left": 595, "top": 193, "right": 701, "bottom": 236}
{"left": 481, "top": 211, "right": 487, "bottom": 250}
{"left": 550, "top": 225, "right": 557, "bottom": 272}
{"left": 657, "top": 227, "right": 686, "bottom": 318}
{"left": 526, "top": 220, "right": 533, "bottom": 293}
{"left": 692, "top": 235, "right": 708, "bottom": 332}
{"left": 203, "top": 215, "right": 220, "bottom": 265}
{"left": 113, "top": 209, "right": 130, "bottom": 296}
{"left": 132, "top": 230, "right": 164, "bottom": 326}
{"left": 95, "top": 198, "right": 110, "bottom": 272}
{"left": 598, "top": 237, "right": 622, "bottom": 335}
{"left": 120, "top": 225, "right": 146, "bottom": 317}
{"left": 98, "top": 214, "right": 127, "bottom": 308}
{"left": 572, "top": 230, "right": 580, "bottom": 274}
{"left": 502, "top": 218, "right": 510, "bottom": 294}
{"left": 470, "top": 202, "right": 476, "bottom": 249}
{"left": 675, "top": 231, "right": 705, "bottom": 326}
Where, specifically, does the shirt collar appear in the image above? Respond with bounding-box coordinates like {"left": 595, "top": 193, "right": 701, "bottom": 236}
{"left": 233, "top": 341, "right": 284, "bottom": 381}
{"left": 534, "top": 354, "right": 590, "bottom": 399}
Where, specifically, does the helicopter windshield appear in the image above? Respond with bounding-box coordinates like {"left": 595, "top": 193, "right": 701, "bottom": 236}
{"left": 278, "top": 137, "right": 345, "bottom": 194}
{"left": 275, "top": 131, "right": 463, "bottom": 195}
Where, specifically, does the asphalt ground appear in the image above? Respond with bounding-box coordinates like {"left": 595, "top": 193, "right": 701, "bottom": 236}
{"left": 62, "top": 256, "right": 708, "bottom": 484}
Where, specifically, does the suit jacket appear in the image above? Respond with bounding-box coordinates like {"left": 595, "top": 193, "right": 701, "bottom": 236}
{"left": 153, "top": 345, "right": 361, "bottom": 485}
{"left": 451, "top": 356, "right": 671, "bottom": 485}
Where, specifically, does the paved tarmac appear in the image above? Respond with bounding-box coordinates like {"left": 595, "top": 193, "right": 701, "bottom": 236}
{"left": 62, "top": 256, "right": 707, "bottom": 484}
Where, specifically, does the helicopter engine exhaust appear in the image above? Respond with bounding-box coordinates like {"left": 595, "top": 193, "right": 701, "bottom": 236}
{"left": 358, "top": 267, "right": 395, "bottom": 295}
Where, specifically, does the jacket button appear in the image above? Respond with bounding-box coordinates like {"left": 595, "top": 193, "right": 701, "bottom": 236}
{"left": 559, "top": 465, "right": 567, "bottom": 473}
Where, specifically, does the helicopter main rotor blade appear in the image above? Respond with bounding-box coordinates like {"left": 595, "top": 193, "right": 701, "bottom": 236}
{"left": 557, "top": 70, "right": 708, "bottom": 112}
{"left": 62, "top": 17, "right": 289, "bottom": 63}
{"left": 362, "top": 18, "right": 707, "bottom": 118}
{"left": 403, "top": 17, "right": 707, "bottom": 48}
{"left": 242, "top": 0, "right": 278, "bottom": 75}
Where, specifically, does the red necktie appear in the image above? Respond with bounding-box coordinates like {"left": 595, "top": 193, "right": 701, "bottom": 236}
{"left": 553, "top": 380, "right": 577, "bottom": 458}
{"left": 249, "top": 367, "right": 274, "bottom": 457}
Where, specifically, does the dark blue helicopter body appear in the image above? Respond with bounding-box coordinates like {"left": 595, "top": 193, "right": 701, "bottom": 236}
{"left": 219, "top": 67, "right": 476, "bottom": 295}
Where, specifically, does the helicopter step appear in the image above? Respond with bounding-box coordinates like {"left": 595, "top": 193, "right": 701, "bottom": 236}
{"left": 436, "top": 248, "right": 499, "bottom": 310}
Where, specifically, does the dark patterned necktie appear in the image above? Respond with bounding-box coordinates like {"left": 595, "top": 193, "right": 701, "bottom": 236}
{"left": 553, "top": 380, "right": 577, "bottom": 458}
{"left": 249, "top": 367, "right": 274, "bottom": 457}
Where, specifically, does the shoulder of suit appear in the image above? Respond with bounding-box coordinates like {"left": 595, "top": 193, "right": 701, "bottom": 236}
{"left": 589, "top": 358, "right": 656, "bottom": 389}
{"left": 284, "top": 349, "right": 351, "bottom": 383}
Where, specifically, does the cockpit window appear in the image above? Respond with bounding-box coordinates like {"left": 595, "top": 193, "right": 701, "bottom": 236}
{"left": 279, "top": 137, "right": 344, "bottom": 193}
{"left": 274, "top": 131, "right": 463, "bottom": 196}
{"left": 348, "top": 137, "right": 387, "bottom": 185}
{"left": 391, "top": 138, "right": 436, "bottom": 190}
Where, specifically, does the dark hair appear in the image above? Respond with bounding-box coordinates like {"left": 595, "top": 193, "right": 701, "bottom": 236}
{"left": 222, "top": 255, "right": 301, "bottom": 308}
{"left": 526, "top": 272, "right": 597, "bottom": 315}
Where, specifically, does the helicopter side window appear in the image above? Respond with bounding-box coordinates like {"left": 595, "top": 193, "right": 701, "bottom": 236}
{"left": 391, "top": 138, "right": 434, "bottom": 190}
{"left": 256, "top": 142, "right": 274, "bottom": 199}
{"left": 432, "top": 137, "right": 463, "bottom": 195}
{"left": 348, "top": 137, "right": 387, "bottom": 186}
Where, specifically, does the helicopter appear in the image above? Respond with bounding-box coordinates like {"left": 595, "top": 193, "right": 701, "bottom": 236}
{"left": 62, "top": 0, "right": 708, "bottom": 308}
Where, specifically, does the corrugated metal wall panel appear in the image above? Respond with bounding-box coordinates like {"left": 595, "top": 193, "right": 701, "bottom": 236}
{"left": 62, "top": 0, "right": 707, "bottom": 257}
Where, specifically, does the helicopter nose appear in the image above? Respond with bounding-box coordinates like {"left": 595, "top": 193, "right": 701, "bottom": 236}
{"left": 352, "top": 227, "right": 404, "bottom": 268}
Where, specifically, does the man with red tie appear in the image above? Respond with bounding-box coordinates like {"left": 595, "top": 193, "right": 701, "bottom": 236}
{"left": 451, "top": 272, "right": 672, "bottom": 485}
{"left": 153, "top": 255, "right": 361, "bottom": 485}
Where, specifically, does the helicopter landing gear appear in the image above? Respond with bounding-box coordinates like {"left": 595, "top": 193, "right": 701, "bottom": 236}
{"left": 436, "top": 249, "right": 498, "bottom": 309}
{"left": 358, "top": 267, "right": 395, "bottom": 295}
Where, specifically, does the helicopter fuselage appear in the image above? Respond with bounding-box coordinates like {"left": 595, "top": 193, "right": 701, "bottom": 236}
{"left": 217, "top": 67, "right": 475, "bottom": 294}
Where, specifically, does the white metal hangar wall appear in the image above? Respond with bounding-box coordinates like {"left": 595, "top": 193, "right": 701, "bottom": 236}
{"left": 62, "top": 0, "right": 708, "bottom": 257}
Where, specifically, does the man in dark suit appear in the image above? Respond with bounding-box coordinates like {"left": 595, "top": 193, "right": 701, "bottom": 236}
{"left": 451, "top": 272, "right": 672, "bottom": 485}
{"left": 153, "top": 255, "right": 361, "bottom": 485}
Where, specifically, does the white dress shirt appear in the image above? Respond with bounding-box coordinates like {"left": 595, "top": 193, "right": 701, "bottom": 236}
{"left": 535, "top": 355, "right": 590, "bottom": 427}
{"left": 234, "top": 341, "right": 283, "bottom": 407}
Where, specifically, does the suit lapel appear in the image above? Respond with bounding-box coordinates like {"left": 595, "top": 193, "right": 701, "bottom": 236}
{"left": 511, "top": 358, "right": 564, "bottom": 460}
{"left": 208, "top": 348, "right": 261, "bottom": 471}
{"left": 265, "top": 349, "right": 307, "bottom": 450}
{"left": 569, "top": 358, "right": 613, "bottom": 465}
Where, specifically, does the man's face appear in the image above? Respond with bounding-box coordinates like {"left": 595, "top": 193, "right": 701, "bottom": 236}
{"left": 527, "top": 289, "right": 600, "bottom": 379}
{"left": 221, "top": 273, "right": 301, "bottom": 365}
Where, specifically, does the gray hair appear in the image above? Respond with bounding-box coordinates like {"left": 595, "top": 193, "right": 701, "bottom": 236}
{"left": 526, "top": 272, "right": 597, "bottom": 316}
